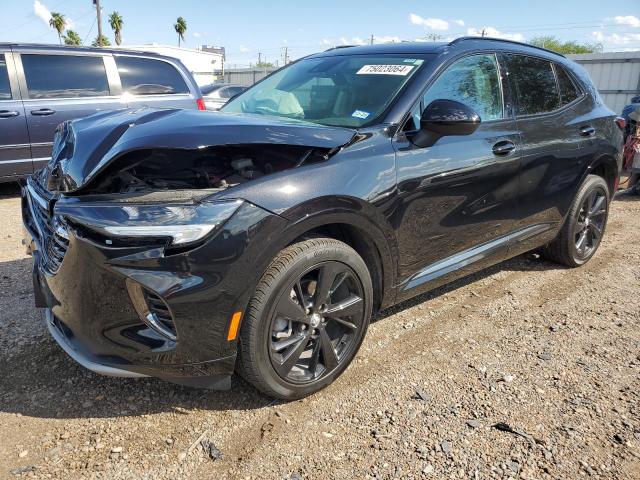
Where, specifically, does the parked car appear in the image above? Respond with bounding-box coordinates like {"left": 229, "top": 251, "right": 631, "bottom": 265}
{"left": 622, "top": 95, "right": 640, "bottom": 140}
{"left": 22, "top": 38, "right": 622, "bottom": 400}
{"left": 0, "top": 43, "right": 205, "bottom": 182}
{"left": 200, "top": 83, "right": 247, "bottom": 110}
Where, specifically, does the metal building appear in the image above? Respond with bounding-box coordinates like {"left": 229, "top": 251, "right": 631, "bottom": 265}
{"left": 568, "top": 51, "right": 640, "bottom": 114}
{"left": 217, "top": 67, "right": 278, "bottom": 86}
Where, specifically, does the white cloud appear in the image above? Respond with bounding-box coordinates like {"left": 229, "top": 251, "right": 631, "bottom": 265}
{"left": 612, "top": 15, "right": 640, "bottom": 28}
{"left": 192, "top": 32, "right": 202, "bottom": 38}
{"left": 239, "top": 45, "right": 250, "bottom": 53}
{"left": 320, "top": 38, "right": 331, "bottom": 46}
{"left": 453, "top": 19, "right": 465, "bottom": 27}
{"left": 34, "top": 1, "right": 74, "bottom": 29}
{"left": 409, "top": 13, "right": 449, "bottom": 31}
{"left": 34, "top": 0, "right": 52, "bottom": 25}
{"left": 351, "top": 37, "right": 367, "bottom": 45}
{"left": 340, "top": 36, "right": 350, "bottom": 45}
{"left": 591, "top": 30, "right": 640, "bottom": 45}
{"left": 466, "top": 26, "right": 524, "bottom": 42}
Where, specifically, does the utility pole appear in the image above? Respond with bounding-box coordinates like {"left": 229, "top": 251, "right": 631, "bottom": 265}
{"left": 257, "top": 52, "right": 262, "bottom": 66}
{"left": 481, "top": 28, "right": 486, "bottom": 37}
{"left": 93, "top": 0, "right": 103, "bottom": 46}
{"left": 281, "top": 46, "right": 289, "bottom": 65}
{"left": 370, "top": 34, "right": 374, "bottom": 45}
{"left": 426, "top": 33, "right": 442, "bottom": 42}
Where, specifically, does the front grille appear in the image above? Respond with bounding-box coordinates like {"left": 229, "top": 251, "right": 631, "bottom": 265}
{"left": 27, "top": 182, "right": 69, "bottom": 274}
{"left": 144, "top": 290, "right": 177, "bottom": 336}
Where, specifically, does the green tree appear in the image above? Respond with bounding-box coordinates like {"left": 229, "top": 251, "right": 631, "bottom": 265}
{"left": 529, "top": 36, "right": 603, "bottom": 54}
{"left": 49, "top": 12, "right": 66, "bottom": 45}
{"left": 174, "top": 17, "right": 187, "bottom": 47}
{"left": 255, "top": 61, "right": 275, "bottom": 68}
{"left": 108, "top": 11, "right": 124, "bottom": 46}
{"left": 92, "top": 35, "right": 111, "bottom": 47}
{"left": 63, "top": 30, "right": 82, "bottom": 46}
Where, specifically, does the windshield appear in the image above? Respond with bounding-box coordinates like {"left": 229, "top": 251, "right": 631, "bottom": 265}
{"left": 222, "top": 54, "right": 428, "bottom": 128}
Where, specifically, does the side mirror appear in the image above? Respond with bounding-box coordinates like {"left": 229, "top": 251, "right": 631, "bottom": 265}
{"left": 411, "top": 99, "right": 481, "bottom": 147}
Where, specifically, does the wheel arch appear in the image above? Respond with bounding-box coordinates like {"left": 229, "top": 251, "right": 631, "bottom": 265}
{"left": 274, "top": 196, "right": 399, "bottom": 312}
{"left": 587, "top": 153, "right": 619, "bottom": 196}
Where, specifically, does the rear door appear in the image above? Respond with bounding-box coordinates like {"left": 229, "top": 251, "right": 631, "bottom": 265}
{"left": 0, "top": 49, "right": 31, "bottom": 178}
{"left": 14, "top": 50, "right": 123, "bottom": 170}
{"left": 502, "top": 53, "right": 589, "bottom": 248}
{"left": 114, "top": 55, "right": 197, "bottom": 110}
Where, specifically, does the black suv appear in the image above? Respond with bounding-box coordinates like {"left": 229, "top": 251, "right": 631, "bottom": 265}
{"left": 22, "top": 38, "right": 622, "bottom": 400}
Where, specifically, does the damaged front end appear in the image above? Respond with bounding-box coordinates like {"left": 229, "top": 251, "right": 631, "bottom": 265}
{"left": 42, "top": 107, "right": 356, "bottom": 195}
{"left": 22, "top": 107, "right": 356, "bottom": 388}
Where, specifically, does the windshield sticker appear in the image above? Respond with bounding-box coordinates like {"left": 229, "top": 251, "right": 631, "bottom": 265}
{"left": 351, "top": 110, "right": 371, "bottom": 119}
{"left": 356, "top": 65, "right": 415, "bottom": 76}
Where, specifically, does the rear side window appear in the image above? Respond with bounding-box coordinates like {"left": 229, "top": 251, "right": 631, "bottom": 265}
{"left": 21, "top": 54, "right": 110, "bottom": 99}
{"left": 506, "top": 55, "right": 559, "bottom": 115}
{"left": 556, "top": 65, "right": 581, "bottom": 105}
{"left": 0, "top": 55, "right": 11, "bottom": 100}
{"left": 422, "top": 54, "right": 504, "bottom": 121}
{"left": 116, "top": 56, "right": 189, "bottom": 95}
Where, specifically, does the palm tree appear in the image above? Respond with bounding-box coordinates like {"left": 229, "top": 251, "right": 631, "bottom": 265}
{"left": 92, "top": 35, "right": 111, "bottom": 47}
{"left": 49, "top": 12, "right": 66, "bottom": 45}
{"left": 108, "top": 11, "right": 124, "bottom": 46}
{"left": 63, "top": 30, "right": 82, "bottom": 46}
{"left": 174, "top": 17, "right": 187, "bottom": 47}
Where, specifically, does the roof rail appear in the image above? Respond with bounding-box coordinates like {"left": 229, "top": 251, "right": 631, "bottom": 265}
{"left": 324, "top": 45, "right": 356, "bottom": 52}
{"left": 448, "top": 36, "right": 565, "bottom": 58}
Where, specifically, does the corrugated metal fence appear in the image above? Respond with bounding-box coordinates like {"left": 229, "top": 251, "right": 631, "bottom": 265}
{"left": 568, "top": 51, "right": 640, "bottom": 114}
{"left": 217, "top": 67, "right": 278, "bottom": 86}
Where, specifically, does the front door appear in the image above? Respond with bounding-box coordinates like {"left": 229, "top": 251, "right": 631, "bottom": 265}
{"left": 392, "top": 53, "right": 521, "bottom": 295}
{"left": 0, "top": 50, "right": 31, "bottom": 178}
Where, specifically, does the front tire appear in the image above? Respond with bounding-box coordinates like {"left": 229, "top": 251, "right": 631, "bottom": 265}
{"left": 543, "top": 174, "right": 610, "bottom": 267}
{"left": 237, "top": 238, "right": 373, "bottom": 400}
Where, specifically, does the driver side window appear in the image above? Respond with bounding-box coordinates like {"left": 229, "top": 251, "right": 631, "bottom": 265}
{"left": 422, "top": 54, "right": 504, "bottom": 121}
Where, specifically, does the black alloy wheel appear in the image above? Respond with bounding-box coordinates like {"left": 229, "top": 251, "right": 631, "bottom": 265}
{"left": 543, "top": 174, "right": 610, "bottom": 267}
{"left": 268, "top": 261, "right": 366, "bottom": 384}
{"left": 237, "top": 238, "right": 373, "bottom": 400}
{"left": 574, "top": 187, "right": 607, "bottom": 260}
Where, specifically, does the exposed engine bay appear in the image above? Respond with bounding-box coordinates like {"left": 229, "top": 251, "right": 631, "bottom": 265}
{"left": 81, "top": 144, "right": 333, "bottom": 195}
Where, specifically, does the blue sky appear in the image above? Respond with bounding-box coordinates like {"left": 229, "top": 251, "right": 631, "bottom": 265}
{"left": 0, "top": 0, "right": 639, "bottom": 66}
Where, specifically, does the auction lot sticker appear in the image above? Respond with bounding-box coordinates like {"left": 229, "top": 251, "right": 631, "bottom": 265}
{"left": 356, "top": 65, "right": 415, "bottom": 76}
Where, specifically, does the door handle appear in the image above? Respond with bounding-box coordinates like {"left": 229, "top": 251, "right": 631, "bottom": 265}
{"left": 492, "top": 140, "right": 516, "bottom": 156}
{"left": 579, "top": 125, "right": 595, "bottom": 137}
{"left": 0, "top": 110, "right": 19, "bottom": 118}
{"left": 30, "top": 108, "right": 56, "bottom": 116}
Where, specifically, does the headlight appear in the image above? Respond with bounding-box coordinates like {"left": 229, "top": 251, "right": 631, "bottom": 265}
{"left": 55, "top": 199, "right": 243, "bottom": 246}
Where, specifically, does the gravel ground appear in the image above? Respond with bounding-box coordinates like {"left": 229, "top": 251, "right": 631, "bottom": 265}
{"left": 0, "top": 182, "right": 638, "bottom": 480}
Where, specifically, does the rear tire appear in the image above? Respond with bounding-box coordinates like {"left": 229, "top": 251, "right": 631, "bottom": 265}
{"left": 543, "top": 174, "right": 610, "bottom": 267}
{"left": 237, "top": 238, "right": 373, "bottom": 400}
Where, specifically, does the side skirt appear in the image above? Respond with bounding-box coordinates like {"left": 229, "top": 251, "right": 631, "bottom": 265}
{"left": 400, "top": 222, "right": 557, "bottom": 293}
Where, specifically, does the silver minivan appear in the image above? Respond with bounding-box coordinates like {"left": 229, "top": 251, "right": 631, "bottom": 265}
{"left": 0, "top": 43, "right": 204, "bottom": 181}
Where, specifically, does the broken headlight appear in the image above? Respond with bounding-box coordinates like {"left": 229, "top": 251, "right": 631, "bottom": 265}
{"left": 56, "top": 199, "right": 243, "bottom": 246}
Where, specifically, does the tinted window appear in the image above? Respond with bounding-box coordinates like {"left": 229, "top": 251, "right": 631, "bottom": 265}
{"left": 556, "top": 65, "right": 581, "bottom": 105}
{"left": 21, "top": 54, "right": 109, "bottom": 99}
{"left": 507, "top": 55, "right": 559, "bottom": 115}
{"left": 116, "top": 56, "right": 189, "bottom": 95}
{"left": 423, "top": 54, "right": 503, "bottom": 121}
{"left": 0, "top": 55, "right": 11, "bottom": 100}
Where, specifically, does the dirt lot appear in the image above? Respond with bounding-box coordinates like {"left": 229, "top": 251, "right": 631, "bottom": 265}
{"left": 0, "top": 183, "right": 638, "bottom": 480}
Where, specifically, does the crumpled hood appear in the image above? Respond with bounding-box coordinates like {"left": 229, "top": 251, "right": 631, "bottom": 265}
{"left": 49, "top": 108, "right": 357, "bottom": 193}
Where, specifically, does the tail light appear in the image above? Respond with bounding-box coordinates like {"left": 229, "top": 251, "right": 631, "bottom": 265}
{"left": 196, "top": 98, "right": 206, "bottom": 111}
{"left": 615, "top": 117, "right": 626, "bottom": 131}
